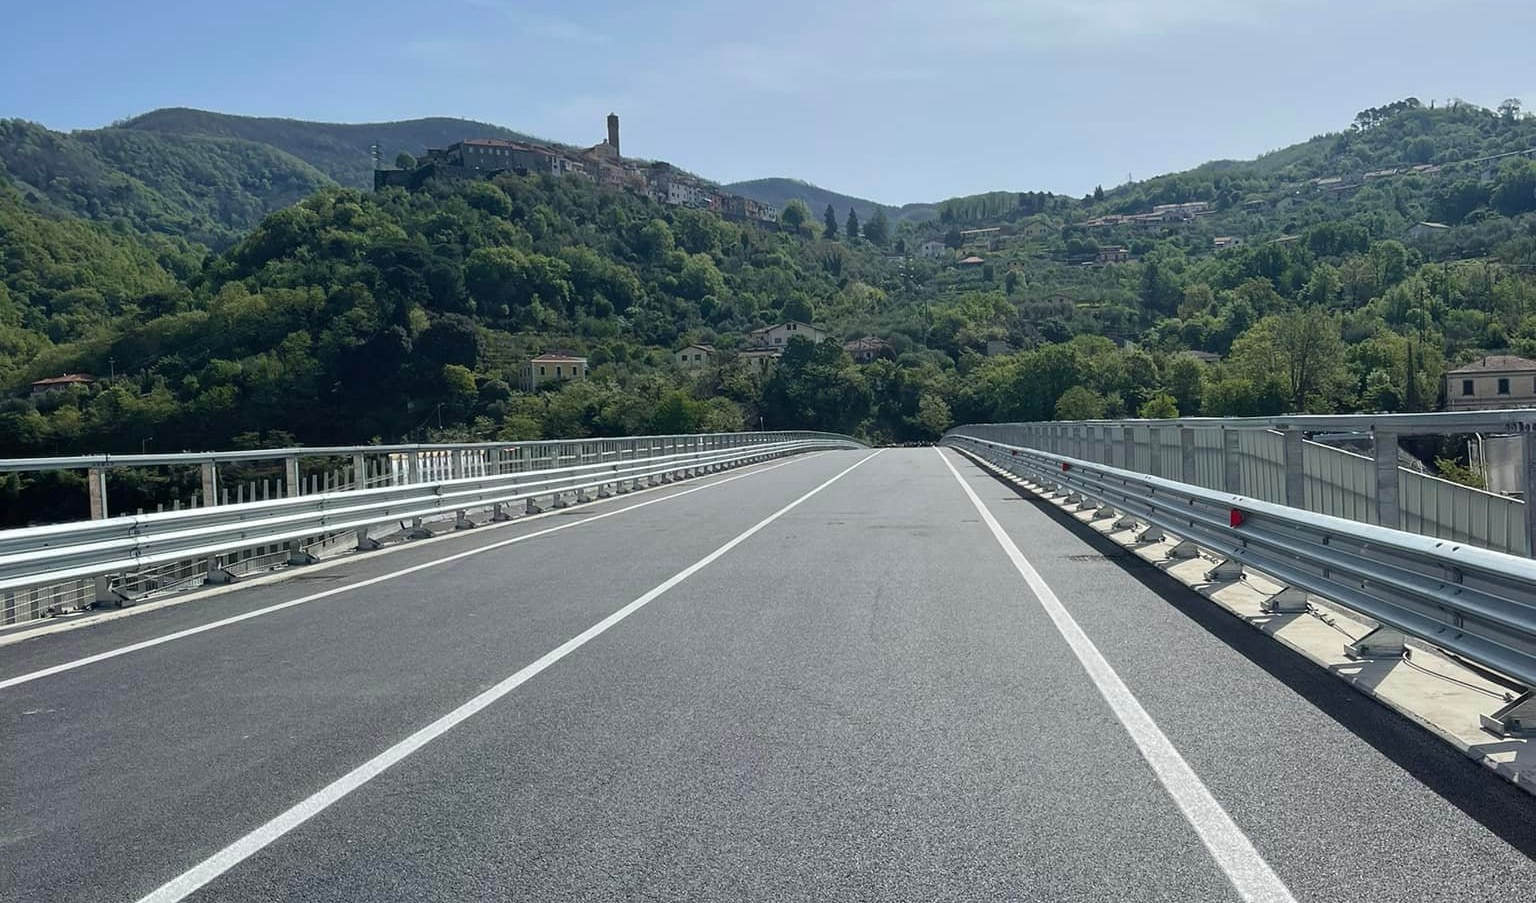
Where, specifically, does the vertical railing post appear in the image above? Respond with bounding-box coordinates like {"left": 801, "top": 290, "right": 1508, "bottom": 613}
{"left": 284, "top": 456, "right": 301, "bottom": 498}
{"left": 1282, "top": 429, "right": 1305, "bottom": 509}
{"left": 351, "top": 453, "right": 366, "bottom": 490}
{"left": 200, "top": 461, "right": 218, "bottom": 507}
{"left": 1180, "top": 426, "right": 1196, "bottom": 485}
{"left": 1222, "top": 427, "right": 1241, "bottom": 494}
{"left": 1374, "top": 430, "right": 1400, "bottom": 528}
{"left": 1147, "top": 426, "right": 1161, "bottom": 479}
{"left": 1122, "top": 426, "right": 1136, "bottom": 470}
{"left": 87, "top": 467, "right": 108, "bottom": 520}
{"left": 1523, "top": 433, "right": 1536, "bottom": 556}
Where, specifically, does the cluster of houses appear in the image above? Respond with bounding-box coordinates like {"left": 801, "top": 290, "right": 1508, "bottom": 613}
{"left": 376, "top": 114, "right": 779, "bottom": 226}
{"left": 674, "top": 322, "right": 893, "bottom": 373}
{"left": 1081, "top": 201, "right": 1213, "bottom": 229}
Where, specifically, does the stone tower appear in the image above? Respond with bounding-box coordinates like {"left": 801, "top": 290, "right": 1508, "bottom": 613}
{"left": 606, "top": 113, "right": 620, "bottom": 157}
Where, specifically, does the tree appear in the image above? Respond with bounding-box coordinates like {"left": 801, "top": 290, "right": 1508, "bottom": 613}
{"left": 1499, "top": 98, "right": 1523, "bottom": 122}
{"left": 1229, "top": 311, "right": 1348, "bottom": 411}
{"left": 1137, "top": 392, "right": 1179, "bottom": 419}
{"left": 1054, "top": 385, "right": 1107, "bottom": 420}
{"left": 846, "top": 208, "right": 861, "bottom": 242}
{"left": 943, "top": 225, "right": 963, "bottom": 249}
{"left": 394, "top": 152, "right": 417, "bottom": 170}
{"left": 863, "top": 209, "right": 890, "bottom": 247}
{"left": 780, "top": 199, "right": 811, "bottom": 233}
{"left": 823, "top": 204, "right": 839, "bottom": 239}
{"left": 1093, "top": 185, "right": 1105, "bottom": 202}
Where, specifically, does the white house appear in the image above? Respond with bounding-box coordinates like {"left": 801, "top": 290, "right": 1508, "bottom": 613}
{"left": 746, "top": 320, "right": 827, "bottom": 348}
{"left": 917, "top": 239, "right": 950, "bottom": 259}
{"left": 674, "top": 343, "right": 716, "bottom": 369}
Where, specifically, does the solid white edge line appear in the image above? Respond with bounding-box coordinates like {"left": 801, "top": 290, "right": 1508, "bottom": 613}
{"left": 0, "top": 450, "right": 835, "bottom": 691}
{"left": 936, "top": 447, "right": 1296, "bottom": 903}
{"left": 133, "top": 449, "right": 881, "bottom": 903}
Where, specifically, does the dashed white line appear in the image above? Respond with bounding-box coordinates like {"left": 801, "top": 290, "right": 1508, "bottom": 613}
{"left": 133, "top": 449, "right": 880, "bottom": 903}
{"left": 937, "top": 447, "right": 1296, "bottom": 903}
{"left": 0, "top": 451, "right": 834, "bottom": 691}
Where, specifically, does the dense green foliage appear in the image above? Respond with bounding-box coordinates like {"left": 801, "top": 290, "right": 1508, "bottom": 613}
{"left": 0, "top": 119, "right": 333, "bottom": 246}
{"left": 726, "top": 177, "right": 939, "bottom": 225}
{"left": 4, "top": 97, "right": 1536, "bottom": 486}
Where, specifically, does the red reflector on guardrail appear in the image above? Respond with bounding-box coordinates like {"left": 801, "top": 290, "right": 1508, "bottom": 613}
{"left": 1230, "top": 508, "right": 1245, "bottom": 528}
{"left": 1061, "top": 462, "right": 1071, "bottom": 472}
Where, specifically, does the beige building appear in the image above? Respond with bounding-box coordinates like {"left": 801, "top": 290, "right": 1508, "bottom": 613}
{"left": 843, "top": 336, "right": 892, "bottom": 364}
{"left": 521, "top": 353, "right": 588, "bottom": 391}
{"left": 674, "top": 343, "right": 716, "bottom": 370}
{"left": 1445, "top": 355, "right": 1536, "bottom": 411}
{"left": 737, "top": 348, "right": 782, "bottom": 374}
{"left": 746, "top": 320, "right": 826, "bottom": 349}
{"left": 29, "top": 373, "right": 96, "bottom": 398}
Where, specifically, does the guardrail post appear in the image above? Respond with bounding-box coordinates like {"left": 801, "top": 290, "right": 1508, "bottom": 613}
{"left": 1122, "top": 426, "right": 1136, "bottom": 470}
{"left": 1222, "top": 428, "right": 1241, "bottom": 494}
{"left": 284, "top": 456, "right": 301, "bottom": 498}
{"left": 1282, "top": 429, "right": 1304, "bottom": 508}
{"left": 1180, "top": 427, "right": 1196, "bottom": 485}
{"left": 1373, "top": 431, "right": 1400, "bottom": 528}
{"left": 408, "top": 450, "right": 421, "bottom": 484}
{"left": 1146, "top": 426, "right": 1161, "bottom": 479}
{"left": 200, "top": 462, "right": 218, "bottom": 508}
{"left": 1524, "top": 433, "right": 1536, "bottom": 556}
{"left": 87, "top": 468, "right": 108, "bottom": 520}
{"left": 351, "top": 453, "right": 366, "bottom": 490}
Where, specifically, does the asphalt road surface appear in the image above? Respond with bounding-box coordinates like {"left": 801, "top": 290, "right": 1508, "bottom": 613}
{"left": 4, "top": 448, "right": 1535, "bottom": 902}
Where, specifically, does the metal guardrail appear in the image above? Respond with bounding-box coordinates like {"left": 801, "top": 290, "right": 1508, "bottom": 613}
{"left": 0, "top": 432, "right": 862, "bottom": 623}
{"left": 944, "top": 431, "right": 1536, "bottom": 737}
{"left": 952, "top": 412, "right": 1536, "bottom": 557}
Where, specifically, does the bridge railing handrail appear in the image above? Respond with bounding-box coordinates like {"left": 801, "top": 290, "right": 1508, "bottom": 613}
{"left": 0, "top": 433, "right": 862, "bottom": 599}
{"left": 943, "top": 432, "right": 1536, "bottom": 709}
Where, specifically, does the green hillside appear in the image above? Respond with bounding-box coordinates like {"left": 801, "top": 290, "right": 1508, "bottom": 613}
{"left": 119, "top": 107, "right": 551, "bottom": 188}
{"left": 724, "top": 178, "right": 940, "bottom": 226}
{"left": 3, "top": 97, "right": 1536, "bottom": 507}
{"left": 0, "top": 119, "right": 334, "bottom": 247}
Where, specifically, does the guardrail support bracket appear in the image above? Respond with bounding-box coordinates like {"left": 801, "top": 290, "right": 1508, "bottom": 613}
{"left": 1262, "top": 588, "right": 1309, "bottom": 613}
{"left": 1136, "top": 526, "right": 1166, "bottom": 544}
{"left": 356, "top": 530, "right": 383, "bottom": 551}
{"left": 1167, "top": 539, "right": 1200, "bottom": 559}
{"left": 92, "top": 575, "right": 135, "bottom": 608}
{"left": 454, "top": 510, "right": 476, "bottom": 530}
{"left": 525, "top": 498, "right": 545, "bottom": 515}
{"left": 205, "top": 558, "right": 238, "bottom": 585}
{"left": 1345, "top": 625, "right": 1406, "bottom": 660}
{"left": 491, "top": 503, "right": 513, "bottom": 522}
{"left": 1064, "top": 492, "right": 1083, "bottom": 506}
{"left": 287, "top": 544, "right": 319, "bottom": 566}
{"left": 597, "top": 484, "right": 614, "bottom": 499}
{"left": 1113, "top": 515, "right": 1139, "bottom": 530}
{"left": 1090, "top": 506, "right": 1116, "bottom": 521}
{"left": 1204, "top": 558, "right": 1244, "bottom": 581}
{"left": 1480, "top": 691, "right": 1536, "bottom": 738}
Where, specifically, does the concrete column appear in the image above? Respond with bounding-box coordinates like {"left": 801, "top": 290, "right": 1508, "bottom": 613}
{"left": 200, "top": 462, "right": 218, "bottom": 508}
{"left": 1222, "top": 428, "right": 1241, "bottom": 494}
{"left": 284, "top": 456, "right": 301, "bottom": 498}
{"left": 451, "top": 448, "right": 465, "bottom": 480}
{"left": 408, "top": 450, "right": 422, "bottom": 484}
{"left": 87, "top": 468, "right": 108, "bottom": 520}
{"left": 1282, "top": 429, "right": 1305, "bottom": 509}
{"left": 1525, "top": 433, "right": 1536, "bottom": 557}
{"left": 1122, "top": 426, "right": 1136, "bottom": 471}
{"left": 351, "top": 453, "right": 366, "bottom": 491}
{"left": 1147, "top": 427, "right": 1162, "bottom": 479}
{"left": 1374, "top": 431, "right": 1400, "bottom": 528}
{"left": 1180, "top": 427, "right": 1196, "bottom": 485}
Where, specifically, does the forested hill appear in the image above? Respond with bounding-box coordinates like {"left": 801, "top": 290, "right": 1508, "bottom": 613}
{"left": 0, "top": 119, "right": 333, "bottom": 247}
{"left": 723, "top": 178, "right": 938, "bottom": 225}
{"left": 118, "top": 108, "right": 547, "bottom": 188}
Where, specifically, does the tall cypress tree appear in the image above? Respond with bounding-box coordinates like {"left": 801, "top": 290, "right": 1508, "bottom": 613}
{"left": 846, "top": 208, "right": 860, "bottom": 242}
{"left": 823, "top": 204, "right": 839, "bottom": 239}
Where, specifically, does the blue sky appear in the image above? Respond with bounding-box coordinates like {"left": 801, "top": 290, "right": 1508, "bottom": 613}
{"left": 4, "top": 0, "right": 1532, "bottom": 204}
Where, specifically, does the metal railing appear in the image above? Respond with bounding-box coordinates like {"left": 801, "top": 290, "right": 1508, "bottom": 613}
{"left": 950, "top": 411, "right": 1536, "bottom": 557}
{"left": 0, "top": 431, "right": 862, "bottom": 625}
{"left": 0, "top": 431, "right": 858, "bottom": 523}
{"left": 944, "top": 430, "right": 1536, "bottom": 737}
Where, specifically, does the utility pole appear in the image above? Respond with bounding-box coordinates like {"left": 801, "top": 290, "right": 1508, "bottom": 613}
{"left": 108, "top": 356, "right": 116, "bottom": 380}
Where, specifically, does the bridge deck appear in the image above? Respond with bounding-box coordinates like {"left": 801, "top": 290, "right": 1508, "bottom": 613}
{"left": 4, "top": 448, "right": 1534, "bottom": 902}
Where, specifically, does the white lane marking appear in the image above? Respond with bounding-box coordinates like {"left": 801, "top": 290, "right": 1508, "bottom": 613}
{"left": 0, "top": 451, "right": 835, "bottom": 691}
{"left": 936, "top": 448, "right": 1296, "bottom": 903}
{"left": 134, "top": 449, "right": 880, "bottom": 903}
